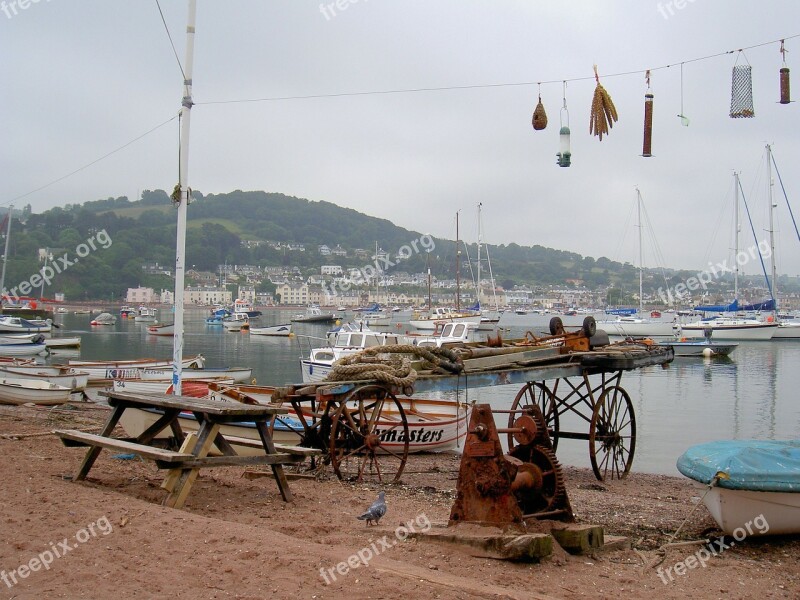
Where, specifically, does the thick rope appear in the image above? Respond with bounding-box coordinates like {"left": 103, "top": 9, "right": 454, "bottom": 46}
{"left": 323, "top": 344, "right": 464, "bottom": 385}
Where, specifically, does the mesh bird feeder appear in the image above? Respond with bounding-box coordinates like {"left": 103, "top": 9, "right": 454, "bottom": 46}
{"left": 780, "top": 40, "right": 791, "bottom": 105}
{"left": 642, "top": 71, "right": 654, "bottom": 157}
{"left": 556, "top": 82, "right": 571, "bottom": 167}
{"left": 532, "top": 84, "right": 548, "bottom": 130}
{"left": 730, "top": 53, "right": 755, "bottom": 118}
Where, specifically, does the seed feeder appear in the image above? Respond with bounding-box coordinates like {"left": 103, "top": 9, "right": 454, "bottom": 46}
{"left": 779, "top": 40, "right": 791, "bottom": 104}
{"left": 532, "top": 83, "right": 548, "bottom": 130}
{"left": 642, "top": 70, "right": 654, "bottom": 157}
{"left": 556, "top": 83, "right": 571, "bottom": 167}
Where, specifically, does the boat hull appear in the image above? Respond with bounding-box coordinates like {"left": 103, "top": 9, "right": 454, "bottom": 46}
{"left": 0, "top": 378, "right": 73, "bottom": 405}
{"left": 598, "top": 319, "right": 675, "bottom": 338}
{"left": 67, "top": 355, "right": 206, "bottom": 382}
{"left": 249, "top": 324, "right": 292, "bottom": 337}
{"left": 0, "top": 343, "right": 48, "bottom": 357}
{"left": 0, "top": 366, "right": 89, "bottom": 391}
{"left": 658, "top": 341, "right": 738, "bottom": 357}
{"left": 694, "top": 483, "right": 800, "bottom": 536}
{"left": 678, "top": 323, "right": 777, "bottom": 341}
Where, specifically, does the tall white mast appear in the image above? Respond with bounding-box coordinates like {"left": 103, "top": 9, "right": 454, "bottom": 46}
{"left": 734, "top": 171, "right": 740, "bottom": 302}
{"left": 636, "top": 188, "right": 643, "bottom": 314}
{"left": 476, "top": 203, "right": 482, "bottom": 308}
{"left": 766, "top": 144, "right": 778, "bottom": 310}
{"left": 0, "top": 205, "right": 12, "bottom": 310}
{"left": 172, "top": 0, "right": 197, "bottom": 396}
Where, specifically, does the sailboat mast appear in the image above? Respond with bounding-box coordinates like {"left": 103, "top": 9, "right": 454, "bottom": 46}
{"left": 767, "top": 144, "right": 778, "bottom": 309}
{"left": 0, "top": 205, "right": 13, "bottom": 311}
{"left": 476, "top": 203, "right": 481, "bottom": 309}
{"left": 636, "top": 188, "right": 643, "bottom": 314}
{"left": 455, "top": 211, "right": 460, "bottom": 310}
{"left": 172, "top": 0, "right": 197, "bottom": 396}
{"left": 734, "top": 171, "right": 740, "bottom": 301}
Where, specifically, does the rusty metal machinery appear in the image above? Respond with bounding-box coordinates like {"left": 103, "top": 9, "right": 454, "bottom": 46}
{"left": 449, "top": 403, "right": 574, "bottom": 528}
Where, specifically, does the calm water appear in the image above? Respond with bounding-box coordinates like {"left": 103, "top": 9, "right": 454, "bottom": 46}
{"left": 49, "top": 308, "right": 800, "bottom": 476}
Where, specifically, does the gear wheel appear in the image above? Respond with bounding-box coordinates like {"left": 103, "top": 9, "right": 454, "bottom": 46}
{"left": 511, "top": 445, "right": 566, "bottom": 515}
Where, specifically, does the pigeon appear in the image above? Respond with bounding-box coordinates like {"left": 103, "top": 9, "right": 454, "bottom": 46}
{"left": 357, "top": 491, "right": 386, "bottom": 526}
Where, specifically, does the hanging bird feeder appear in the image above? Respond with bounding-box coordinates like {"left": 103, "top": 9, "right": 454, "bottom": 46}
{"left": 532, "top": 84, "right": 548, "bottom": 130}
{"left": 730, "top": 52, "right": 755, "bottom": 118}
{"left": 556, "top": 82, "right": 571, "bottom": 167}
{"left": 779, "top": 40, "right": 791, "bottom": 104}
{"left": 642, "top": 70, "right": 654, "bottom": 157}
{"left": 677, "top": 62, "right": 690, "bottom": 126}
{"left": 589, "top": 65, "right": 618, "bottom": 140}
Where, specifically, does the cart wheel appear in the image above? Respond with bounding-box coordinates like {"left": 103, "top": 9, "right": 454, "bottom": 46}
{"left": 508, "top": 382, "right": 559, "bottom": 452}
{"left": 582, "top": 316, "right": 597, "bottom": 337}
{"left": 329, "top": 385, "right": 409, "bottom": 483}
{"left": 589, "top": 386, "right": 636, "bottom": 481}
{"left": 549, "top": 317, "right": 564, "bottom": 336}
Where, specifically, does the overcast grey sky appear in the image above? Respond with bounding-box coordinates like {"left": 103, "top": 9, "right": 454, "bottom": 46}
{"left": 2, "top": 1, "right": 799, "bottom": 276}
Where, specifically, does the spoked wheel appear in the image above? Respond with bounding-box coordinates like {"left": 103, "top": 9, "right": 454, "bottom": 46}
{"left": 589, "top": 385, "right": 636, "bottom": 480}
{"left": 269, "top": 402, "right": 335, "bottom": 462}
{"left": 329, "top": 385, "right": 409, "bottom": 483}
{"left": 508, "top": 382, "right": 560, "bottom": 452}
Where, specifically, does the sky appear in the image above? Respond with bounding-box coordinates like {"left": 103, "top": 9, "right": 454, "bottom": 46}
{"left": 2, "top": 0, "right": 800, "bottom": 277}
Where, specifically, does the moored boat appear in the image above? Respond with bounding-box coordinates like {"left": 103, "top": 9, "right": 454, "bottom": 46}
{"left": 147, "top": 322, "right": 174, "bottom": 336}
{"left": 249, "top": 323, "right": 292, "bottom": 337}
{"left": 0, "top": 378, "right": 73, "bottom": 405}
{"left": 44, "top": 336, "right": 82, "bottom": 349}
{"left": 676, "top": 318, "right": 777, "bottom": 341}
{"left": 0, "top": 342, "right": 48, "bottom": 357}
{"left": 407, "top": 307, "right": 481, "bottom": 331}
{"left": 66, "top": 354, "right": 206, "bottom": 382}
{"left": 138, "top": 366, "right": 252, "bottom": 383}
{"left": 678, "top": 440, "right": 800, "bottom": 536}
{"left": 291, "top": 306, "right": 336, "bottom": 324}
{"left": 91, "top": 312, "right": 117, "bottom": 326}
{"left": 0, "top": 316, "right": 52, "bottom": 333}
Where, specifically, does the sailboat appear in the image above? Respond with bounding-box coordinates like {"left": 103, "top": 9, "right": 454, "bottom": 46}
{"left": 473, "top": 203, "right": 503, "bottom": 331}
{"left": 765, "top": 144, "right": 800, "bottom": 339}
{"left": 408, "top": 212, "right": 481, "bottom": 330}
{"left": 680, "top": 172, "right": 777, "bottom": 341}
{"left": 599, "top": 189, "right": 675, "bottom": 338}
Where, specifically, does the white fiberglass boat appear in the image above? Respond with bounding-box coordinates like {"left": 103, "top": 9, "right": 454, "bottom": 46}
{"left": 0, "top": 378, "right": 72, "bottom": 405}
{"left": 676, "top": 318, "right": 777, "bottom": 341}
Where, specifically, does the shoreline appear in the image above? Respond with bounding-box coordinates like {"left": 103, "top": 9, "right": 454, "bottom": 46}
{"left": 1, "top": 401, "right": 797, "bottom": 599}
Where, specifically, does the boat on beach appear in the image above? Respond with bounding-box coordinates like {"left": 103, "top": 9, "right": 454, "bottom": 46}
{"left": 117, "top": 382, "right": 472, "bottom": 455}
{"left": 66, "top": 354, "right": 206, "bottom": 382}
{"left": 0, "top": 378, "right": 73, "bottom": 405}
{"left": 678, "top": 440, "right": 800, "bottom": 536}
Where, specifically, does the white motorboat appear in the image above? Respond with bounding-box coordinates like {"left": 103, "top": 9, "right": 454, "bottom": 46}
{"left": 0, "top": 365, "right": 89, "bottom": 391}
{"left": 0, "top": 342, "right": 48, "bottom": 357}
{"left": 290, "top": 306, "right": 336, "bottom": 323}
{"left": 299, "top": 324, "right": 406, "bottom": 383}
{"left": 134, "top": 306, "right": 158, "bottom": 323}
{"left": 146, "top": 322, "right": 174, "bottom": 336}
{"left": 249, "top": 323, "right": 292, "bottom": 337}
{"left": 222, "top": 312, "right": 249, "bottom": 332}
{"left": 0, "top": 316, "right": 52, "bottom": 333}
{"left": 407, "top": 307, "right": 482, "bottom": 331}
{"left": 406, "top": 321, "right": 478, "bottom": 348}
{"left": 0, "top": 378, "right": 73, "bottom": 405}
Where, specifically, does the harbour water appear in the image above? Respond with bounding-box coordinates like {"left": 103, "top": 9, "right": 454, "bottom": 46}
{"left": 48, "top": 308, "right": 800, "bottom": 477}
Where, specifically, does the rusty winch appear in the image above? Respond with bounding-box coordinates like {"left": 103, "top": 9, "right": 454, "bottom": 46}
{"left": 449, "top": 403, "right": 573, "bottom": 527}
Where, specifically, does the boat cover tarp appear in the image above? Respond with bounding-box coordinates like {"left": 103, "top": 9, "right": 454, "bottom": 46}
{"left": 694, "top": 300, "right": 738, "bottom": 313}
{"left": 605, "top": 308, "right": 637, "bottom": 316}
{"left": 677, "top": 440, "right": 800, "bottom": 492}
{"left": 740, "top": 299, "right": 776, "bottom": 311}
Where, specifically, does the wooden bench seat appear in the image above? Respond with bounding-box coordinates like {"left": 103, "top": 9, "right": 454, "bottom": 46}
{"left": 55, "top": 429, "right": 192, "bottom": 464}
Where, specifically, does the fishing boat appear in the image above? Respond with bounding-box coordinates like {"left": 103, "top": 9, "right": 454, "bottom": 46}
{"left": 117, "top": 383, "right": 472, "bottom": 455}
{"left": 677, "top": 440, "right": 800, "bottom": 536}
{"left": 0, "top": 365, "right": 89, "bottom": 391}
{"left": 66, "top": 354, "right": 206, "bottom": 382}
{"left": 232, "top": 298, "right": 262, "bottom": 319}
{"left": 291, "top": 306, "right": 336, "bottom": 324}
{"left": 147, "top": 322, "right": 174, "bottom": 336}
{"left": 119, "top": 305, "right": 136, "bottom": 318}
{"left": 90, "top": 312, "right": 117, "bottom": 326}
{"left": 249, "top": 323, "right": 292, "bottom": 337}
{"left": 0, "top": 378, "right": 73, "bottom": 405}
{"left": 299, "top": 324, "right": 406, "bottom": 383}
{"left": 44, "top": 336, "right": 82, "bottom": 349}
{"left": 134, "top": 306, "right": 158, "bottom": 323}
{"left": 0, "top": 316, "right": 52, "bottom": 333}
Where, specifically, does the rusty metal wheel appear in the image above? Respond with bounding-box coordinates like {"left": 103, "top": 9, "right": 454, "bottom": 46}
{"left": 329, "top": 385, "right": 409, "bottom": 483}
{"left": 511, "top": 446, "right": 565, "bottom": 515}
{"left": 508, "top": 382, "right": 559, "bottom": 452}
{"left": 589, "top": 385, "right": 636, "bottom": 481}
{"left": 549, "top": 317, "right": 564, "bottom": 335}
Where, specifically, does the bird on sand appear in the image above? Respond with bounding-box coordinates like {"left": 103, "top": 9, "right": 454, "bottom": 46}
{"left": 357, "top": 491, "right": 386, "bottom": 526}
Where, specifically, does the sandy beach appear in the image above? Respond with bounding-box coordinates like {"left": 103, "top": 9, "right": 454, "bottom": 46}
{"left": 0, "top": 401, "right": 797, "bottom": 600}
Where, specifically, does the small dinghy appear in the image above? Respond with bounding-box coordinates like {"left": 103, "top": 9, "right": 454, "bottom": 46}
{"left": 0, "top": 378, "right": 73, "bottom": 405}
{"left": 678, "top": 440, "right": 800, "bottom": 536}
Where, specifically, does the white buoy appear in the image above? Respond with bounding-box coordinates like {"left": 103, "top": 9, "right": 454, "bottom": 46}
{"left": 702, "top": 347, "right": 714, "bottom": 357}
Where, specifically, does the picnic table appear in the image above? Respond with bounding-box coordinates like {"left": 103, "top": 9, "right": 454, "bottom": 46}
{"left": 55, "top": 390, "right": 313, "bottom": 508}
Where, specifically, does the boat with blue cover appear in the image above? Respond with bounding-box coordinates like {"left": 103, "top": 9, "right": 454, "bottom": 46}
{"left": 677, "top": 440, "right": 800, "bottom": 535}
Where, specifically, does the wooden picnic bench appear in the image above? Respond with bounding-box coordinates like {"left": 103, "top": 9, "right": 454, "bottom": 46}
{"left": 55, "top": 390, "right": 319, "bottom": 508}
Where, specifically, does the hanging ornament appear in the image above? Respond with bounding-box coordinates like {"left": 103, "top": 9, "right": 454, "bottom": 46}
{"left": 556, "top": 82, "right": 571, "bottom": 167}
{"left": 677, "top": 62, "right": 690, "bottom": 126}
{"left": 642, "top": 70, "right": 654, "bottom": 157}
{"left": 730, "top": 51, "right": 755, "bottom": 118}
{"left": 532, "top": 84, "right": 548, "bottom": 130}
{"left": 780, "top": 40, "right": 791, "bottom": 104}
{"left": 589, "top": 65, "right": 618, "bottom": 140}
